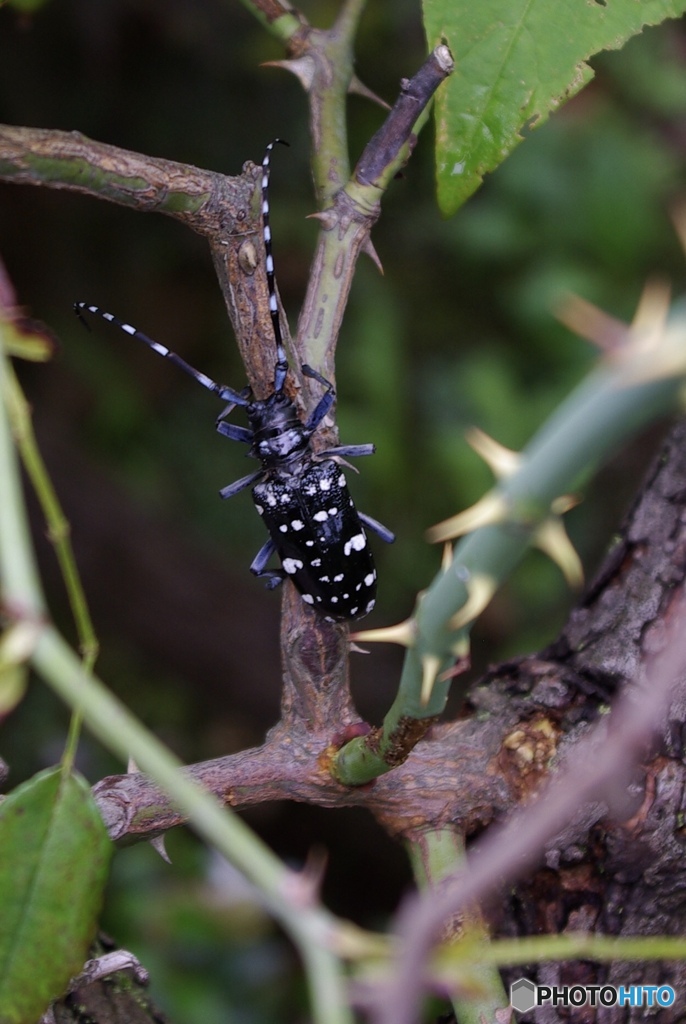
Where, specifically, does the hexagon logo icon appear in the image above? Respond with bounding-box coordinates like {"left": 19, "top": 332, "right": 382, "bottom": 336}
{"left": 511, "top": 977, "right": 537, "bottom": 1013}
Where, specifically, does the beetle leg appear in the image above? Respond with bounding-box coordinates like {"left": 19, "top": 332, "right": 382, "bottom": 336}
{"left": 358, "top": 511, "right": 395, "bottom": 544}
{"left": 220, "top": 469, "right": 263, "bottom": 500}
{"left": 250, "top": 538, "right": 286, "bottom": 589}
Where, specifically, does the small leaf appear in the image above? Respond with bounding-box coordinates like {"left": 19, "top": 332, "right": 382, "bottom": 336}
{"left": 0, "top": 318, "right": 57, "bottom": 362}
{"left": 0, "top": 767, "right": 112, "bottom": 1024}
{"left": 422, "top": 0, "right": 686, "bottom": 214}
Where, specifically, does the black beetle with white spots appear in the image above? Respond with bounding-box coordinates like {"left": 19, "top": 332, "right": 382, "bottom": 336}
{"left": 74, "top": 140, "right": 394, "bottom": 622}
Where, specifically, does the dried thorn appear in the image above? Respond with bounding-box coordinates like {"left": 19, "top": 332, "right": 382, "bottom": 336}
{"left": 534, "top": 517, "right": 584, "bottom": 589}
{"left": 466, "top": 427, "right": 520, "bottom": 478}
{"left": 350, "top": 618, "right": 416, "bottom": 647}
{"left": 427, "top": 492, "right": 506, "bottom": 544}
{"left": 630, "top": 277, "right": 671, "bottom": 349}
{"left": 448, "top": 574, "right": 497, "bottom": 631}
{"left": 556, "top": 293, "right": 629, "bottom": 352}
{"left": 261, "top": 56, "right": 315, "bottom": 91}
{"left": 150, "top": 835, "right": 171, "bottom": 864}
{"left": 361, "top": 237, "right": 384, "bottom": 274}
{"left": 306, "top": 208, "right": 338, "bottom": 231}
{"left": 420, "top": 654, "right": 442, "bottom": 706}
{"left": 348, "top": 74, "right": 391, "bottom": 110}
{"left": 551, "top": 493, "right": 581, "bottom": 516}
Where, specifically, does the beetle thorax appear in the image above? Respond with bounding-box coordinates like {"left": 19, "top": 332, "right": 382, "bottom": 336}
{"left": 248, "top": 391, "right": 311, "bottom": 466}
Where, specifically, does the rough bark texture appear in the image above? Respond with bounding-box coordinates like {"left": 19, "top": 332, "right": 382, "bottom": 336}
{"left": 493, "top": 415, "right": 686, "bottom": 1022}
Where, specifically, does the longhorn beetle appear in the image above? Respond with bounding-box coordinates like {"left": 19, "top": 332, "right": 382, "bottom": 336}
{"left": 75, "top": 140, "right": 394, "bottom": 622}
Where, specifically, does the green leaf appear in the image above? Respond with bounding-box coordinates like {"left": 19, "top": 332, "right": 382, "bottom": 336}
{"left": 422, "top": 0, "right": 686, "bottom": 215}
{"left": 0, "top": 767, "right": 112, "bottom": 1024}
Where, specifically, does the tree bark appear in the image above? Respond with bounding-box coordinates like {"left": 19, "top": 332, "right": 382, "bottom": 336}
{"left": 491, "top": 415, "right": 686, "bottom": 1022}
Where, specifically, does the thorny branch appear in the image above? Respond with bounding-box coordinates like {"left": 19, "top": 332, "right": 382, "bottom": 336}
{"left": 97, "top": 416, "right": 686, "bottom": 853}
{"left": 6, "top": 16, "right": 686, "bottom": 1018}
{"left": 0, "top": 49, "right": 453, "bottom": 758}
{"left": 0, "top": 43, "right": 455, "bottom": 794}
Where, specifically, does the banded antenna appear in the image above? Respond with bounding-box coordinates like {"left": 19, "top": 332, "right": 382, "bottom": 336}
{"left": 261, "top": 138, "right": 290, "bottom": 393}
{"left": 74, "top": 140, "right": 290, "bottom": 409}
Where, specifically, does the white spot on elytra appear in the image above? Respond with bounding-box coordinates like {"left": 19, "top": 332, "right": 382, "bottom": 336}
{"left": 279, "top": 524, "right": 288, "bottom": 533}
{"left": 366, "top": 599, "right": 375, "bottom": 613}
{"left": 313, "top": 510, "right": 328, "bottom": 522}
{"left": 334, "top": 573, "right": 344, "bottom": 582}
{"left": 255, "top": 504, "right": 264, "bottom": 515}
{"left": 283, "top": 558, "right": 303, "bottom": 574}
{"left": 302, "top": 594, "right": 314, "bottom": 604}
{"left": 311, "top": 558, "right": 322, "bottom": 567}
{"left": 291, "top": 519, "right": 304, "bottom": 531}
{"left": 364, "top": 573, "right": 375, "bottom": 587}
{"left": 338, "top": 474, "right": 346, "bottom": 487}
{"left": 328, "top": 508, "right": 338, "bottom": 516}
{"left": 319, "top": 575, "right": 330, "bottom": 583}
{"left": 344, "top": 532, "right": 366, "bottom": 556}
{"left": 319, "top": 477, "right": 331, "bottom": 490}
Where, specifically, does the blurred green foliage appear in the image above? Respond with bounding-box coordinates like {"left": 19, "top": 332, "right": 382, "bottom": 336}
{"left": 2, "top": 2, "right": 686, "bottom": 1020}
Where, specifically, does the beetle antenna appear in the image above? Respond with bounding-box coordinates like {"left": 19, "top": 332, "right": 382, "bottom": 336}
{"left": 261, "top": 139, "right": 289, "bottom": 393}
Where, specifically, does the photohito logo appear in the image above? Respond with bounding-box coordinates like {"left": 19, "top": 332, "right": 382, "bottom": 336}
{"left": 510, "top": 977, "right": 676, "bottom": 1014}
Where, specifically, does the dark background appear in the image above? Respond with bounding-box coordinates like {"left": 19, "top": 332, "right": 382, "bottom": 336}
{"left": 2, "top": 2, "right": 686, "bottom": 1020}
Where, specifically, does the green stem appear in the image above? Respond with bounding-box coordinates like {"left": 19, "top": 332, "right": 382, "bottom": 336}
{"left": 407, "top": 828, "right": 508, "bottom": 1024}
{"left": 3, "top": 360, "right": 99, "bottom": 768}
{"left": 308, "top": 0, "right": 368, "bottom": 206}
{"left": 472, "top": 933, "right": 686, "bottom": 966}
{"left": 0, "top": 351, "right": 45, "bottom": 619}
{"left": 235, "top": 0, "right": 303, "bottom": 44}
{"left": 298, "top": 58, "right": 446, "bottom": 379}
